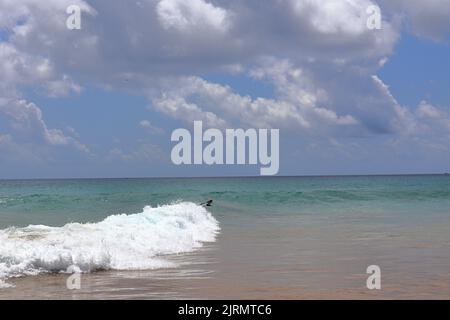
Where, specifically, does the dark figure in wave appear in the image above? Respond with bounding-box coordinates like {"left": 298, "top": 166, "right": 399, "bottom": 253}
{"left": 200, "top": 200, "right": 213, "bottom": 207}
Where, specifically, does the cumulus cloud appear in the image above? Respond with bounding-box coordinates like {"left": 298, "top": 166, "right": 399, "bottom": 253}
{"left": 0, "top": 41, "right": 83, "bottom": 153}
{"left": 0, "top": 0, "right": 449, "bottom": 174}
{"left": 149, "top": 64, "right": 360, "bottom": 134}
{"left": 157, "top": 0, "right": 230, "bottom": 33}
{"left": 0, "top": 97, "right": 89, "bottom": 151}
{"left": 2, "top": 0, "right": 399, "bottom": 80}
{"left": 380, "top": 0, "right": 450, "bottom": 41}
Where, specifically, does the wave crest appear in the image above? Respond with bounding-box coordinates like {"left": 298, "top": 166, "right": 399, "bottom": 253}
{"left": 0, "top": 202, "right": 219, "bottom": 287}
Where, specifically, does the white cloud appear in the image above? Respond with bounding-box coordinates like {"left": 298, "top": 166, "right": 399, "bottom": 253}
{"left": 157, "top": 0, "right": 230, "bottom": 33}
{"left": 0, "top": 42, "right": 51, "bottom": 86}
{"left": 153, "top": 94, "right": 228, "bottom": 128}
{"left": 2, "top": 0, "right": 399, "bottom": 81}
{"left": 290, "top": 0, "right": 375, "bottom": 35}
{"left": 45, "top": 75, "right": 82, "bottom": 97}
{"left": 0, "top": 0, "right": 449, "bottom": 174}
{"left": 0, "top": 96, "right": 89, "bottom": 152}
{"left": 380, "top": 0, "right": 450, "bottom": 41}
{"left": 150, "top": 69, "right": 359, "bottom": 133}
{"left": 0, "top": 42, "right": 81, "bottom": 96}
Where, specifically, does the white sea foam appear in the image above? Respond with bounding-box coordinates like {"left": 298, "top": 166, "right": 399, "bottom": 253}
{"left": 0, "top": 202, "right": 219, "bottom": 287}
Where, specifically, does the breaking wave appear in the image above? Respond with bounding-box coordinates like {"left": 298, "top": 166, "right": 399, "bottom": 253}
{"left": 0, "top": 202, "right": 219, "bottom": 288}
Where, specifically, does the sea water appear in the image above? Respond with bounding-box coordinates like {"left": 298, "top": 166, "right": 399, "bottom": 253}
{"left": 0, "top": 175, "right": 449, "bottom": 298}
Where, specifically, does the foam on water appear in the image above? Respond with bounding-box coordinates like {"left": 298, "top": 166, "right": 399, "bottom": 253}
{"left": 0, "top": 202, "right": 219, "bottom": 287}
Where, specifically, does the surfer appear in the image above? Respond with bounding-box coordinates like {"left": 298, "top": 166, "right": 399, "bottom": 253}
{"left": 200, "top": 200, "right": 213, "bottom": 207}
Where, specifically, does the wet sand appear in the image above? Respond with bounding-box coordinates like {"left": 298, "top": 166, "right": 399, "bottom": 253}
{"left": 1, "top": 214, "right": 450, "bottom": 299}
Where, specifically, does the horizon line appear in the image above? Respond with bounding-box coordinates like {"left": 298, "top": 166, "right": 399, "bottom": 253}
{"left": 0, "top": 172, "right": 449, "bottom": 181}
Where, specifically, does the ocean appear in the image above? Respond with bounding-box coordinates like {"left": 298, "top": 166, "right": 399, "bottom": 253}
{"left": 0, "top": 175, "right": 450, "bottom": 299}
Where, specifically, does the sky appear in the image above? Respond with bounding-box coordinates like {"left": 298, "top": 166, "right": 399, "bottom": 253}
{"left": 0, "top": 0, "right": 450, "bottom": 178}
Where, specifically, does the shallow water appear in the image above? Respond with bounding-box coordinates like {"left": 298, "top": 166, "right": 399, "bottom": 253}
{"left": 1, "top": 176, "right": 450, "bottom": 299}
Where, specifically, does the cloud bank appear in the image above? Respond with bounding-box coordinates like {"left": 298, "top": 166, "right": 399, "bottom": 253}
{"left": 0, "top": 0, "right": 449, "bottom": 175}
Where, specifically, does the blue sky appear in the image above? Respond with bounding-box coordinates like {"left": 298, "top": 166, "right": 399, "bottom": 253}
{"left": 0, "top": 0, "right": 450, "bottom": 178}
{"left": 379, "top": 35, "right": 450, "bottom": 107}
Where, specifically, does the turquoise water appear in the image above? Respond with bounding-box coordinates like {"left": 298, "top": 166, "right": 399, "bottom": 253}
{"left": 1, "top": 175, "right": 449, "bottom": 228}
{"left": 1, "top": 175, "right": 450, "bottom": 298}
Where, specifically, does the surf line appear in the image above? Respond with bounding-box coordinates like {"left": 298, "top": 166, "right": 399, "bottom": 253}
{"left": 171, "top": 121, "right": 279, "bottom": 176}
